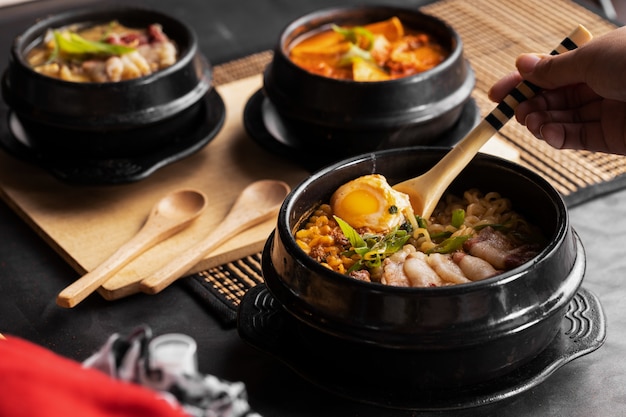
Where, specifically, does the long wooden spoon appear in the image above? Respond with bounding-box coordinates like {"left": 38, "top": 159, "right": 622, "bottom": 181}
{"left": 393, "top": 25, "right": 593, "bottom": 219}
{"left": 139, "top": 179, "right": 291, "bottom": 295}
{"left": 56, "top": 189, "right": 208, "bottom": 308}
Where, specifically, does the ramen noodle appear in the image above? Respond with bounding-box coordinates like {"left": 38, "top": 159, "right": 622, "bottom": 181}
{"left": 26, "top": 20, "right": 178, "bottom": 82}
{"left": 295, "top": 175, "right": 545, "bottom": 287}
{"left": 289, "top": 17, "right": 447, "bottom": 81}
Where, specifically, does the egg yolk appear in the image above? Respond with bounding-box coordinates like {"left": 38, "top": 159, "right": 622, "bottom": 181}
{"left": 330, "top": 174, "right": 414, "bottom": 233}
{"left": 340, "top": 189, "right": 380, "bottom": 218}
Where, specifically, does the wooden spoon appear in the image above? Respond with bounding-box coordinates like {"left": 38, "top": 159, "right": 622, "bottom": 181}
{"left": 139, "top": 179, "right": 291, "bottom": 295}
{"left": 56, "top": 189, "right": 208, "bottom": 308}
{"left": 393, "top": 25, "right": 593, "bottom": 219}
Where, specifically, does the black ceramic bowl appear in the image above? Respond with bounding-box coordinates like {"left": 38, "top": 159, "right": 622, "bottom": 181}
{"left": 1, "top": 6, "right": 212, "bottom": 157}
{"left": 263, "top": 6, "right": 475, "bottom": 159}
{"left": 262, "top": 147, "right": 585, "bottom": 388}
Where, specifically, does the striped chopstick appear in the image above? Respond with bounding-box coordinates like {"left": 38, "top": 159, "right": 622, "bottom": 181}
{"left": 392, "top": 25, "right": 594, "bottom": 220}
{"left": 485, "top": 24, "right": 593, "bottom": 131}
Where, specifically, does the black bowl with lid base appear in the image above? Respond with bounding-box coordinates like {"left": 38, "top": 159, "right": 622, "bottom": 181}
{"left": 263, "top": 6, "right": 475, "bottom": 156}
{"left": 5, "top": 84, "right": 212, "bottom": 159}
{"left": 262, "top": 147, "right": 584, "bottom": 388}
{"left": 275, "top": 100, "right": 468, "bottom": 157}
{"left": 1, "top": 5, "right": 212, "bottom": 157}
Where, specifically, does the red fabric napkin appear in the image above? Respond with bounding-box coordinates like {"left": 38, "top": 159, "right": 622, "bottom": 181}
{"left": 0, "top": 336, "right": 188, "bottom": 417}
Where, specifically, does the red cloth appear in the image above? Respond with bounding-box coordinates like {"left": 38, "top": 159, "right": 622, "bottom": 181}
{"left": 0, "top": 336, "right": 188, "bottom": 417}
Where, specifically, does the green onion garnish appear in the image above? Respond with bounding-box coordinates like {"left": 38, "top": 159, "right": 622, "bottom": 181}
{"left": 53, "top": 30, "right": 136, "bottom": 57}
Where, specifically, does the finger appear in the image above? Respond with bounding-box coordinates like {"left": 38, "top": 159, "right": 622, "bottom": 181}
{"left": 536, "top": 118, "right": 626, "bottom": 155}
{"left": 540, "top": 121, "right": 605, "bottom": 152}
{"left": 599, "top": 100, "right": 626, "bottom": 155}
{"left": 487, "top": 71, "right": 523, "bottom": 102}
{"left": 540, "top": 84, "right": 601, "bottom": 109}
{"left": 516, "top": 85, "right": 602, "bottom": 124}
{"left": 525, "top": 101, "right": 602, "bottom": 130}
{"left": 524, "top": 100, "right": 602, "bottom": 142}
{"left": 516, "top": 95, "right": 548, "bottom": 125}
{"left": 516, "top": 51, "right": 588, "bottom": 90}
{"left": 529, "top": 100, "right": 626, "bottom": 155}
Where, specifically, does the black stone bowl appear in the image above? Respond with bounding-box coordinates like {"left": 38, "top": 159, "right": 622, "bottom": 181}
{"left": 1, "top": 5, "right": 212, "bottom": 158}
{"left": 263, "top": 6, "right": 475, "bottom": 159}
{"left": 262, "top": 147, "right": 585, "bottom": 388}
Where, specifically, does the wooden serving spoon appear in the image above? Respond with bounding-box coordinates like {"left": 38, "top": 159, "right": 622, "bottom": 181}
{"left": 139, "top": 179, "right": 291, "bottom": 295}
{"left": 393, "top": 25, "right": 593, "bottom": 220}
{"left": 56, "top": 189, "right": 208, "bottom": 308}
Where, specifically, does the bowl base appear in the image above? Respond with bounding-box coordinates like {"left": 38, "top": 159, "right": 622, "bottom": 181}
{"left": 0, "top": 89, "right": 225, "bottom": 185}
{"left": 238, "top": 284, "right": 606, "bottom": 411}
{"left": 244, "top": 89, "right": 480, "bottom": 171}
{"left": 10, "top": 93, "right": 209, "bottom": 159}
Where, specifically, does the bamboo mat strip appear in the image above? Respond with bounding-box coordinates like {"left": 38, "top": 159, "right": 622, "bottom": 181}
{"left": 184, "top": 0, "right": 626, "bottom": 325}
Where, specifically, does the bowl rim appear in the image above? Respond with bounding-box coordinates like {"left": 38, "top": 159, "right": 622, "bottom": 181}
{"left": 3, "top": 5, "right": 212, "bottom": 130}
{"left": 275, "top": 4, "right": 464, "bottom": 86}
{"left": 11, "top": 4, "right": 198, "bottom": 87}
{"left": 276, "top": 146, "right": 571, "bottom": 295}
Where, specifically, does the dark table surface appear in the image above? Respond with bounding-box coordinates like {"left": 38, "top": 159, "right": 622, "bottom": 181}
{"left": 1, "top": 1, "right": 625, "bottom": 416}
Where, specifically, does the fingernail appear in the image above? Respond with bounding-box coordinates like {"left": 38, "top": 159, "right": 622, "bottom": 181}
{"left": 516, "top": 53, "right": 542, "bottom": 74}
{"left": 521, "top": 115, "right": 529, "bottom": 127}
{"left": 537, "top": 124, "right": 545, "bottom": 139}
{"left": 538, "top": 125, "right": 566, "bottom": 149}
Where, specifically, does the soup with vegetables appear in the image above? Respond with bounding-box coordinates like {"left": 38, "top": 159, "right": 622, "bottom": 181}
{"left": 295, "top": 174, "right": 546, "bottom": 287}
{"left": 26, "top": 20, "right": 178, "bottom": 82}
{"left": 288, "top": 17, "right": 448, "bottom": 81}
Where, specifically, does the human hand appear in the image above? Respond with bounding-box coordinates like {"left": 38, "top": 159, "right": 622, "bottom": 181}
{"left": 488, "top": 26, "right": 626, "bottom": 155}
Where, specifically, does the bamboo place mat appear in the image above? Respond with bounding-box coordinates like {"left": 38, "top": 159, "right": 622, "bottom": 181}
{"left": 184, "top": 0, "right": 626, "bottom": 325}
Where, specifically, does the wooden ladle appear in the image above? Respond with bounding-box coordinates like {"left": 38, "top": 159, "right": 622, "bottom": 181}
{"left": 139, "top": 179, "right": 291, "bottom": 295}
{"left": 393, "top": 25, "right": 593, "bottom": 219}
{"left": 56, "top": 189, "right": 208, "bottom": 308}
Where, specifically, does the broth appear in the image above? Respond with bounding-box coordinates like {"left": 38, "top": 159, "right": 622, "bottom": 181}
{"left": 26, "top": 20, "right": 178, "bottom": 83}
{"left": 288, "top": 17, "right": 448, "bottom": 81}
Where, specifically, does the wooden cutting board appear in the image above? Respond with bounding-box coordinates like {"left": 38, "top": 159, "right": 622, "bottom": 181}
{"left": 0, "top": 75, "right": 311, "bottom": 300}
{"left": 0, "top": 74, "right": 519, "bottom": 301}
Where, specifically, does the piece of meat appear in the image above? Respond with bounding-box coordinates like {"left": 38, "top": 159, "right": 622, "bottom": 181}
{"left": 105, "top": 56, "right": 124, "bottom": 82}
{"left": 330, "top": 228, "right": 350, "bottom": 247}
{"left": 426, "top": 253, "right": 471, "bottom": 285}
{"left": 505, "top": 243, "right": 543, "bottom": 269}
{"left": 82, "top": 60, "right": 108, "bottom": 83}
{"left": 403, "top": 251, "right": 444, "bottom": 287}
{"left": 309, "top": 246, "right": 326, "bottom": 262}
{"left": 464, "top": 227, "right": 541, "bottom": 270}
{"left": 381, "top": 246, "right": 413, "bottom": 287}
{"left": 349, "top": 269, "right": 371, "bottom": 283}
{"left": 452, "top": 252, "right": 499, "bottom": 281}
{"left": 148, "top": 24, "right": 169, "bottom": 43}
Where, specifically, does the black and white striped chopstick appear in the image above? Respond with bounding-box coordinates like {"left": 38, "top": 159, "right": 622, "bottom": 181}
{"left": 485, "top": 24, "right": 593, "bottom": 131}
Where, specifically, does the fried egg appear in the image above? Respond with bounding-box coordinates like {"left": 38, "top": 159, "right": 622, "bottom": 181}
{"left": 330, "top": 174, "right": 415, "bottom": 233}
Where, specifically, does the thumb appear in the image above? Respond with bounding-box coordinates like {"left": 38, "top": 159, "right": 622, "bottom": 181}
{"left": 515, "top": 51, "right": 585, "bottom": 90}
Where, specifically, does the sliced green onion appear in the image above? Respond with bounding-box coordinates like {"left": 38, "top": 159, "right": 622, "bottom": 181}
{"left": 337, "top": 44, "right": 373, "bottom": 66}
{"left": 334, "top": 216, "right": 411, "bottom": 272}
{"left": 451, "top": 209, "right": 465, "bottom": 228}
{"left": 334, "top": 216, "right": 367, "bottom": 249}
{"left": 427, "top": 235, "right": 470, "bottom": 254}
{"left": 333, "top": 24, "right": 380, "bottom": 68}
{"left": 474, "top": 223, "right": 509, "bottom": 232}
{"left": 53, "top": 30, "right": 136, "bottom": 57}
{"left": 415, "top": 215, "right": 428, "bottom": 229}
{"left": 332, "top": 24, "right": 375, "bottom": 50}
{"left": 430, "top": 231, "right": 452, "bottom": 241}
